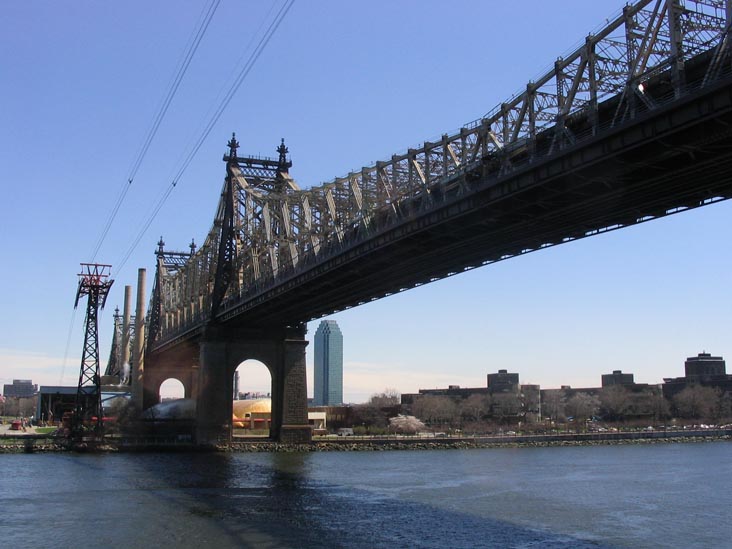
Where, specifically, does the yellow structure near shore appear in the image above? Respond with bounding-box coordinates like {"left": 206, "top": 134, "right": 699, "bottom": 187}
{"left": 232, "top": 399, "right": 271, "bottom": 430}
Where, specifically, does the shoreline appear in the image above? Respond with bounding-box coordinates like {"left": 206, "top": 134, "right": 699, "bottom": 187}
{"left": 1, "top": 429, "right": 730, "bottom": 454}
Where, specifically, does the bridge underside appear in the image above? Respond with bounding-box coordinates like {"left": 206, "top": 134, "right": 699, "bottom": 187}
{"left": 146, "top": 51, "right": 732, "bottom": 448}
{"left": 145, "top": 325, "right": 310, "bottom": 445}
{"left": 218, "top": 76, "right": 732, "bottom": 328}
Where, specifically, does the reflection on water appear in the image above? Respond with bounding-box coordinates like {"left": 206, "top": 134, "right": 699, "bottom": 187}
{"left": 1, "top": 443, "right": 730, "bottom": 548}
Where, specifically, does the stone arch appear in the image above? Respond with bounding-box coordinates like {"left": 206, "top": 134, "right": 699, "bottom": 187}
{"left": 158, "top": 377, "right": 186, "bottom": 402}
{"left": 232, "top": 359, "right": 273, "bottom": 434}
{"left": 142, "top": 341, "right": 199, "bottom": 410}
{"left": 233, "top": 358, "right": 273, "bottom": 400}
{"left": 195, "top": 326, "right": 310, "bottom": 444}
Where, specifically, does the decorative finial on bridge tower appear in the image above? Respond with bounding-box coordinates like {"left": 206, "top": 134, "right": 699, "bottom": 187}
{"left": 228, "top": 132, "right": 239, "bottom": 159}
{"left": 157, "top": 237, "right": 165, "bottom": 255}
{"left": 277, "top": 138, "right": 289, "bottom": 173}
{"left": 190, "top": 238, "right": 197, "bottom": 255}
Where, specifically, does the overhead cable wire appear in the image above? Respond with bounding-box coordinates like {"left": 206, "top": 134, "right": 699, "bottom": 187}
{"left": 169, "top": 0, "right": 281, "bottom": 172}
{"left": 127, "top": 0, "right": 221, "bottom": 182}
{"left": 59, "top": 307, "right": 78, "bottom": 385}
{"left": 114, "top": 0, "right": 296, "bottom": 274}
{"left": 89, "top": 0, "right": 221, "bottom": 262}
{"left": 116, "top": 183, "right": 177, "bottom": 272}
{"left": 172, "top": 0, "right": 295, "bottom": 183}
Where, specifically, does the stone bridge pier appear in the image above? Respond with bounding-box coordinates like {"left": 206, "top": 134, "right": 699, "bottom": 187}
{"left": 195, "top": 323, "right": 311, "bottom": 445}
{"left": 143, "top": 324, "right": 311, "bottom": 445}
{"left": 142, "top": 340, "right": 199, "bottom": 410}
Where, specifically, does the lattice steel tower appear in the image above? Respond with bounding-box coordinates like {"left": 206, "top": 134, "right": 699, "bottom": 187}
{"left": 73, "top": 263, "right": 114, "bottom": 438}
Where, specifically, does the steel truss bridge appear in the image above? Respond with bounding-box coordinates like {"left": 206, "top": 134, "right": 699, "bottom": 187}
{"left": 114, "top": 0, "right": 732, "bottom": 444}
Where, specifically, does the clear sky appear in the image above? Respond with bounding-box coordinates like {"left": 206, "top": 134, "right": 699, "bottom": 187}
{"left": 1, "top": 1, "right": 730, "bottom": 404}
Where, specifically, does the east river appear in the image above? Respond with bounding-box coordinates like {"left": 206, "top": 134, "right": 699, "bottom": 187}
{"left": 2, "top": 442, "right": 731, "bottom": 548}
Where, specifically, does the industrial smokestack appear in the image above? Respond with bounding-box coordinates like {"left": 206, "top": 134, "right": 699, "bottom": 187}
{"left": 131, "top": 268, "right": 146, "bottom": 410}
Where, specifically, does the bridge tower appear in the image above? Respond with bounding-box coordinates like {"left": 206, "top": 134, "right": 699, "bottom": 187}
{"left": 143, "top": 135, "right": 311, "bottom": 445}
{"left": 72, "top": 263, "right": 114, "bottom": 438}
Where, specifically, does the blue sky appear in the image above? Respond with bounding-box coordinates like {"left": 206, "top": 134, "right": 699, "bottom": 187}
{"left": 1, "top": 1, "right": 730, "bottom": 403}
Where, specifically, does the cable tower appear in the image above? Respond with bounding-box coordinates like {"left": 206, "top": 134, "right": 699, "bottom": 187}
{"left": 72, "top": 263, "right": 114, "bottom": 439}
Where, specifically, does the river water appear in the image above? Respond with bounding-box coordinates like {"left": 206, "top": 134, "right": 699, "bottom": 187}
{"left": 2, "top": 442, "right": 730, "bottom": 548}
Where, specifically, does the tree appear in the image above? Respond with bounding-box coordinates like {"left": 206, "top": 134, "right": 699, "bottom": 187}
{"left": 491, "top": 391, "right": 523, "bottom": 422}
{"left": 648, "top": 392, "right": 671, "bottom": 422}
{"left": 717, "top": 391, "right": 732, "bottom": 422}
{"left": 350, "top": 388, "right": 401, "bottom": 432}
{"left": 351, "top": 403, "right": 388, "bottom": 429}
{"left": 369, "top": 388, "right": 400, "bottom": 407}
{"left": 565, "top": 393, "right": 600, "bottom": 426}
{"left": 412, "top": 395, "right": 459, "bottom": 426}
{"left": 459, "top": 394, "right": 491, "bottom": 423}
{"left": 673, "top": 385, "right": 720, "bottom": 420}
{"left": 600, "top": 386, "right": 632, "bottom": 421}
{"left": 542, "top": 391, "right": 566, "bottom": 421}
{"left": 389, "top": 414, "right": 425, "bottom": 434}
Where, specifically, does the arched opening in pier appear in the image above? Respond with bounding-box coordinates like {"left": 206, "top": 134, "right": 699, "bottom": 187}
{"left": 232, "top": 359, "right": 272, "bottom": 436}
{"left": 159, "top": 378, "right": 185, "bottom": 402}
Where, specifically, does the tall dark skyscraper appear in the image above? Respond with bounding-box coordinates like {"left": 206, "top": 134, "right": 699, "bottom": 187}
{"left": 313, "top": 320, "right": 343, "bottom": 405}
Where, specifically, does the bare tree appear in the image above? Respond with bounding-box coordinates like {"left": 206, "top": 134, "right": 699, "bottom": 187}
{"left": 648, "top": 392, "right": 671, "bottom": 422}
{"left": 491, "top": 391, "right": 523, "bottom": 422}
{"left": 459, "top": 394, "right": 491, "bottom": 423}
{"left": 717, "top": 391, "right": 732, "bottom": 422}
{"left": 352, "top": 403, "right": 388, "bottom": 429}
{"left": 673, "top": 385, "right": 720, "bottom": 420}
{"left": 600, "top": 386, "right": 632, "bottom": 421}
{"left": 350, "top": 388, "right": 402, "bottom": 432}
{"left": 369, "top": 388, "right": 400, "bottom": 407}
{"left": 412, "top": 395, "right": 459, "bottom": 426}
{"left": 565, "top": 393, "right": 600, "bottom": 426}
{"left": 542, "top": 391, "right": 566, "bottom": 422}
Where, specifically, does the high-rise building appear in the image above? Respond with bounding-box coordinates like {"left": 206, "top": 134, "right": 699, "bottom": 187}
{"left": 313, "top": 320, "right": 343, "bottom": 405}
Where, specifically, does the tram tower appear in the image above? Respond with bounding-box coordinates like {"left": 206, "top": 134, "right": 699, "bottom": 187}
{"left": 73, "top": 263, "right": 114, "bottom": 438}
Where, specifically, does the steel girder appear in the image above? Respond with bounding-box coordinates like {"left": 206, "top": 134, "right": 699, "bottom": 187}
{"left": 149, "top": 0, "right": 731, "bottom": 348}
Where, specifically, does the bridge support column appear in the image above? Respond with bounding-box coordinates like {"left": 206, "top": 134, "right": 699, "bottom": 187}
{"left": 193, "top": 324, "right": 311, "bottom": 446}
{"left": 195, "top": 338, "right": 233, "bottom": 446}
{"left": 270, "top": 325, "right": 311, "bottom": 444}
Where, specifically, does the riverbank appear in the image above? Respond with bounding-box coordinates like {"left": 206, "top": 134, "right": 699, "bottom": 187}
{"left": 1, "top": 428, "right": 730, "bottom": 453}
{"left": 222, "top": 429, "right": 732, "bottom": 452}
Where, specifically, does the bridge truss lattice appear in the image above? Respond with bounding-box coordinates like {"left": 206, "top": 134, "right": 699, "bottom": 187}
{"left": 147, "top": 0, "right": 732, "bottom": 350}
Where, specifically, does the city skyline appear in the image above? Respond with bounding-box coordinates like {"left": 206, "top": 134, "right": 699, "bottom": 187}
{"left": 1, "top": 1, "right": 730, "bottom": 404}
